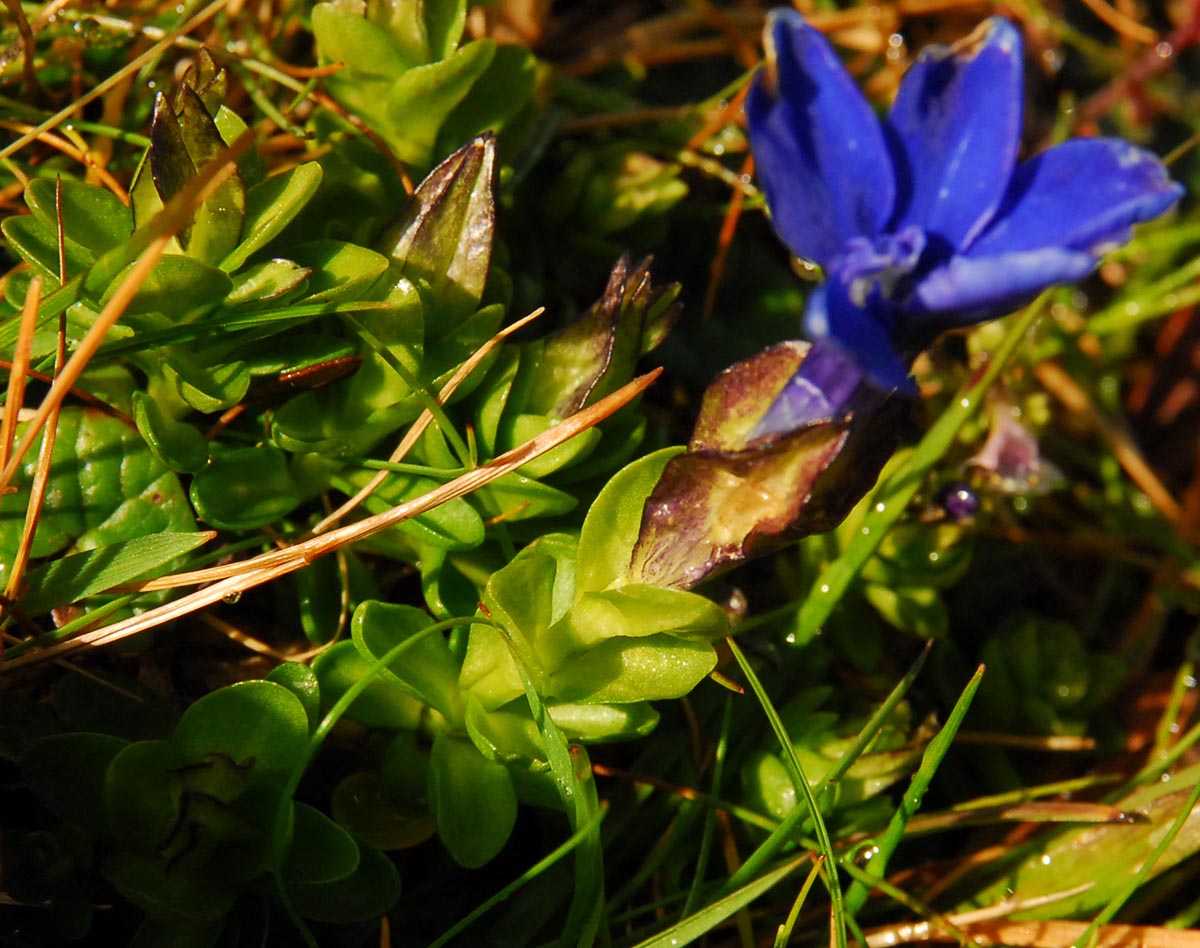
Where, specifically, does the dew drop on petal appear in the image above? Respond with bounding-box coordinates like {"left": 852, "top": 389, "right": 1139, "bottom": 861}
{"left": 1156, "top": 42, "right": 1174, "bottom": 59}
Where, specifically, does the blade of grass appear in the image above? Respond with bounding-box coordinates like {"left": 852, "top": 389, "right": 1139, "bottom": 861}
{"left": 773, "top": 857, "right": 825, "bottom": 948}
{"left": 726, "top": 636, "right": 847, "bottom": 948}
{"left": 425, "top": 805, "right": 608, "bottom": 948}
{"left": 724, "top": 640, "right": 931, "bottom": 891}
{"left": 844, "top": 664, "right": 986, "bottom": 914}
{"left": 682, "top": 695, "right": 733, "bottom": 917}
{"left": 491, "top": 618, "right": 606, "bottom": 948}
{"left": 629, "top": 853, "right": 810, "bottom": 948}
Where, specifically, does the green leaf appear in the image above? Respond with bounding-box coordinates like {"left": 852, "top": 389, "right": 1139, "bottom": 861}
{"left": 290, "top": 239, "right": 389, "bottom": 302}
{"left": 105, "top": 740, "right": 187, "bottom": 851}
{"left": 163, "top": 356, "right": 250, "bottom": 412}
{"left": 862, "top": 583, "right": 948, "bottom": 639}
{"left": 267, "top": 663, "right": 322, "bottom": 731}
{"left": 378, "top": 134, "right": 495, "bottom": 328}
{"left": 421, "top": 0, "right": 467, "bottom": 59}
{"left": 175, "top": 681, "right": 309, "bottom": 786}
{"left": 462, "top": 553, "right": 558, "bottom": 708}
{"left": 25, "top": 178, "right": 132, "bottom": 255}
{"left": 312, "top": 641, "right": 425, "bottom": 730}
{"left": 1, "top": 214, "right": 92, "bottom": 280}
{"left": 313, "top": 1, "right": 418, "bottom": 75}
{"left": 19, "top": 531, "right": 213, "bottom": 615}
{"left": 221, "top": 162, "right": 323, "bottom": 272}
{"left": 436, "top": 43, "right": 535, "bottom": 154}
{"left": 464, "top": 696, "right": 549, "bottom": 769}
{"left": 283, "top": 802, "right": 359, "bottom": 885}
{"left": 547, "top": 701, "right": 660, "bottom": 743}
{"left": 549, "top": 634, "right": 717, "bottom": 704}
{"left": 546, "top": 584, "right": 730, "bottom": 666}
{"left": 576, "top": 446, "right": 682, "bottom": 595}
{"left": 189, "top": 444, "right": 301, "bottom": 530}
{"left": 103, "top": 846, "right": 238, "bottom": 922}
{"left": 290, "top": 840, "right": 401, "bottom": 923}
{"left": 0, "top": 408, "right": 195, "bottom": 569}
{"left": 504, "top": 413, "right": 602, "bottom": 478}
{"left": 132, "top": 390, "right": 210, "bottom": 473}
{"left": 381, "top": 43, "right": 496, "bottom": 168}
{"left": 429, "top": 731, "right": 516, "bottom": 868}
{"left": 331, "top": 770, "right": 435, "bottom": 850}
{"left": 97, "top": 254, "right": 232, "bottom": 318}
{"left": 224, "top": 258, "right": 312, "bottom": 306}
{"left": 352, "top": 600, "right": 461, "bottom": 717}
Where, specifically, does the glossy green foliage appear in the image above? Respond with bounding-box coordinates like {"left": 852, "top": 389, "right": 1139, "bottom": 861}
{"left": 0, "top": 408, "right": 196, "bottom": 595}
{"left": 19, "top": 679, "right": 400, "bottom": 937}
{"left": 311, "top": 0, "right": 534, "bottom": 170}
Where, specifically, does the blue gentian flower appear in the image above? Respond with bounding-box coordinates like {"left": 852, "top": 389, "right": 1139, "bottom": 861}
{"left": 747, "top": 11, "right": 1183, "bottom": 433}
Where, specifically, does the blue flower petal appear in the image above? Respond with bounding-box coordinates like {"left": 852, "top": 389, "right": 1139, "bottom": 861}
{"left": 753, "top": 340, "right": 867, "bottom": 437}
{"left": 746, "top": 10, "right": 895, "bottom": 266}
{"left": 968, "top": 138, "right": 1185, "bottom": 257}
{"left": 886, "top": 18, "right": 1023, "bottom": 249}
{"left": 804, "top": 280, "right": 914, "bottom": 393}
{"left": 912, "top": 247, "right": 1095, "bottom": 324}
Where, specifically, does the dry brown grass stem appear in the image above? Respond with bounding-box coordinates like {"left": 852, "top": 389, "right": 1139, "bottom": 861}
{"left": 0, "top": 369, "right": 660, "bottom": 671}
{"left": 0, "top": 277, "right": 40, "bottom": 472}
{"left": 307, "top": 306, "right": 546, "bottom": 536}
{"left": 1035, "top": 361, "right": 1183, "bottom": 525}
{"left": 0, "top": 122, "right": 128, "bottom": 201}
{"left": 868, "top": 918, "right": 1200, "bottom": 948}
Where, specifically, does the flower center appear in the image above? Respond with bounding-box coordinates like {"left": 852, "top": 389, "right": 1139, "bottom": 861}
{"left": 836, "top": 225, "right": 927, "bottom": 308}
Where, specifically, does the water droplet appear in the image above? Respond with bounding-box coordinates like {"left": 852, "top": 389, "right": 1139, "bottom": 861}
{"left": 1184, "top": 675, "right": 1197, "bottom": 689}
{"left": 861, "top": 526, "right": 871, "bottom": 536}
{"left": 875, "top": 502, "right": 886, "bottom": 513}
{"left": 222, "top": 591, "right": 242, "bottom": 605}
{"left": 739, "top": 173, "right": 752, "bottom": 185}
{"left": 1124, "top": 301, "right": 1141, "bottom": 317}
{"left": 1040, "top": 854, "right": 1052, "bottom": 866}
{"left": 959, "top": 398, "right": 971, "bottom": 409}
{"left": 785, "top": 632, "right": 797, "bottom": 645}
{"left": 1161, "top": 772, "right": 1172, "bottom": 782}
{"left": 819, "top": 584, "right": 830, "bottom": 594}
{"left": 711, "top": 142, "right": 725, "bottom": 156}
{"left": 928, "top": 552, "right": 939, "bottom": 563}
{"left": 1156, "top": 41, "right": 1174, "bottom": 59}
